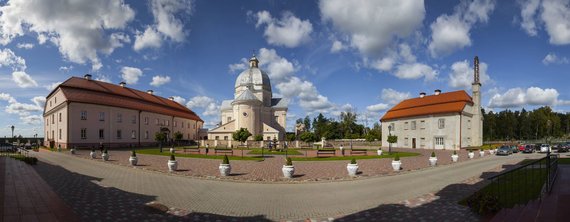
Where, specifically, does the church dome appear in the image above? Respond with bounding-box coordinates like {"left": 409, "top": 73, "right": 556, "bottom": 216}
{"left": 234, "top": 55, "right": 271, "bottom": 92}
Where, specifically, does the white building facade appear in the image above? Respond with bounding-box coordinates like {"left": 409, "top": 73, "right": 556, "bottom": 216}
{"left": 43, "top": 75, "right": 203, "bottom": 149}
{"left": 381, "top": 57, "right": 483, "bottom": 150}
{"left": 208, "top": 55, "right": 288, "bottom": 141}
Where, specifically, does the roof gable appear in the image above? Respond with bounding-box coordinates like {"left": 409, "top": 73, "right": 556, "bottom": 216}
{"left": 381, "top": 90, "right": 473, "bottom": 121}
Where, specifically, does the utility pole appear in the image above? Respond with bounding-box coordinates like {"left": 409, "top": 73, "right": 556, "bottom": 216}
{"left": 10, "top": 125, "right": 14, "bottom": 138}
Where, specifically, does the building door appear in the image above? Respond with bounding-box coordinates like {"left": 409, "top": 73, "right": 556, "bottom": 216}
{"left": 435, "top": 137, "right": 444, "bottom": 149}
{"left": 412, "top": 138, "right": 416, "bottom": 148}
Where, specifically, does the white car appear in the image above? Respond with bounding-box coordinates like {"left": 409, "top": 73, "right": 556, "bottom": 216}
{"left": 540, "top": 144, "right": 551, "bottom": 153}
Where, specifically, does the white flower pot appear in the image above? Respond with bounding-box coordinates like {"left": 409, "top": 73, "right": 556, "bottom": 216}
{"left": 219, "top": 164, "right": 231, "bottom": 176}
{"left": 489, "top": 149, "right": 495, "bottom": 155}
{"left": 429, "top": 157, "right": 437, "bottom": 166}
{"left": 347, "top": 163, "right": 359, "bottom": 176}
{"left": 392, "top": 160, "right": 401, "bottom": 171}
{"left": 282, "top": 165, "right": 295, "bottom": 178}
{"left": 377, "top": 150, "right": 383, "bottom": 156}
{"left": 468, "top": 152, "right": 474, "bottom": 159}
{"left": 170, "top": 148, "right": 175, "bottom": 153}
{"left": 479, "top": 151, "right": 485, "bottom": 157}
{"left": 102, "top": 153, "right": 109, "bottom": 161}
{"left": 90, "top": 151, "right": 96, "bottom": 159}
{"left": 70, "top": 149, "right": 76, "bottom": 155}
{"left": 451, "top": 154, "right": 459, "bottom": 162}
{"left": 168, "top": 160, "right": 178, "bottom": 172}
{"left": 129, "top": 156, "right": 138, "bottom": 166}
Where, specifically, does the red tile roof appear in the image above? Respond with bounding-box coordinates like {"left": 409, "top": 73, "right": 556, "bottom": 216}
{"left": 380, "top": 90, "right": 473, "bottom": 121}
{"left": 46, "top": 77, "right": 203, "bottom": 122}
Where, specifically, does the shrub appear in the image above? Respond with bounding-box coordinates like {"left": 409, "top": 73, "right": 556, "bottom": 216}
{"left": 394, "top": 154, "right": 400, "bottom": 161}
{"left": 103, "top": 148, "right": 108, "bottom": 154}
{"left": 431, "top": 151, "right": 436, "bottom": 157}
{"left": 254, "top": 134, "right": 263, "bottom": 141}
{"left": 11, "top": 155, "right": 38, "bottom": 165}
{"left": 170, "top": 154, "right": 176, "bottom": 161}
{"left": 453, "top": 150, "right": 457, "bottom": 155}
{"left": 465, "top": 192, "right": 500, "bottom": 215}
{"left": 222, "top": 155, "right": 229, "bottom": 164}
{"left": 91, "top": 147, "right": 95, "bottom": 152}
{"left": 350, "top": 158, "right": 357, "bottom": 164}
{"left": 378, "top": 147, "right": 382, "bottom": 151}
{"left": 131, "top": 150, "right": 136, "bottom": 157}
{"left": 285, "top": 157, "right": 293, "bottom": 166}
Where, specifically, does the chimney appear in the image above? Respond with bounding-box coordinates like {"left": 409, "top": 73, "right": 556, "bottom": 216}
{"left": 434, "top": 89, "right": 441, "bottom": 95}
{"left": 419, "top": 92, "right": 426, "bottom": 98}
{"left": 84, "top": 74, "right": 92, "bottom": 80}
{"left": 119, "top": 82, "right": 126, "bottom": 87}
{"left": 168, "top": 96, "right": 174, "bottom": 101}
{"left": 146, "top": 90, "right": 154, "bottom": 95}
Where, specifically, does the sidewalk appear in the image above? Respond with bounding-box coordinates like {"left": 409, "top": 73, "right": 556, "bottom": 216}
{"left": 1, "top": 156, "right": 80, "bottom": 222}
{"left": 535, "top": 164, "right": 570, "bottom": 221}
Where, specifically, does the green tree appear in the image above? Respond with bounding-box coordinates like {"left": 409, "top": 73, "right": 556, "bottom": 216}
{"left": 286, "top": 133, "right": 296, "bottom": 142}
{"left": 232, "top": 128, "right": 252, "bottom": 145}
{"left": 254, "top": 134, "right": 263, "bottom": 141}
{"left": 299, "top": 131, "right": 316, "bottom": 144}
{"left": 154, "top": 132, "right": 166, "bottom": 143}
{"left": 387, "top": 135, "right": 398, "bottom": 144}
{"left": 303, "top": 116, "right": 311, "bottom": 132}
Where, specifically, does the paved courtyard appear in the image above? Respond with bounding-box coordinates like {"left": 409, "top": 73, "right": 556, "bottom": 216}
{"left": 31, "top": 149, "right": 542, "bottom": 221}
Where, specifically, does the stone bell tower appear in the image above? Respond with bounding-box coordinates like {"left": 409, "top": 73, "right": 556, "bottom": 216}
{"left": 472, "top": 56, "right": 483, "bottom": 146}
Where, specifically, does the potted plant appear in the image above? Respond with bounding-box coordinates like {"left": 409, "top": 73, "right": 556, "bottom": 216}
{"left": 219, "top": 155, "right": 231, "bottom": 176}
{"left": 129, "top": 150, "right": 138, "bottom": 166}
{"left": 170, "top": 146, "right": 175, "bottom": 154}
{"left": 429, "top": 151, "right": 437, "bottom": 167}
{"left": 168, "top": 154, "right": 177, "bottom": 172}
{"left": 282, "top": 157, "right": 295, "bottom": 178}
{"left": 468, "top": 150, "right": 475, "bottom": 159}
{"left": 489, "top": 147, "right": 495, "bottom": 155}
{"left": 90, "top": 147, "right": 96, "bottom": 159}
{"left": 347, "top": 158, "right": 359, "bottom": 176}
{"left": 377, "top": 148, "right": 383, "bottom": 156}
{"left": 102, "top": 148, "right": 109, "bottom": 161}
{"left": 479, "top": 149, "right": 485, "bottom": 157}
{"left": 70, "top": 146, "right": 76, "bottom": 155}
{"left": 451, "top": 150, "right": 459, "bottom": 162}
{"left": 392, "top": 154, "right": 401, "bottom": 171}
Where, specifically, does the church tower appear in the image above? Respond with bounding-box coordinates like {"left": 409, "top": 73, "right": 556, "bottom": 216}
{"left": 472, "top": 56, "right": 483, "bottom": 146}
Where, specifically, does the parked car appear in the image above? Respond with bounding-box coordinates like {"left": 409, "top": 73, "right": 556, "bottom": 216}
{"left": 540, "top": 144, "right": 551, "bottom": 153}
{"left": 558, "top": 142, "right": 570, "bottom": 153}
{"left": 523, "top": 144, "right": 535, "bottom": 153}
{"left": 497, "top": 146, "right": 513, "bottom": 156}
{"left": 518, "top": 144, "right": 526, "bottom": 151}
{"left": 511, "top": 145, "right": 519, "bottom": 153}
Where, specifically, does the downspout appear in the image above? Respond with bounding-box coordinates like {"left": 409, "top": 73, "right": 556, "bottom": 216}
{"left": 67, "top": 102, "right": 70, "bottom": 148}
{"left": 459, "top": 113, "right": 462, "bottom": 149}
{"left": 138, "top": 110, "right": 141, "bottom": 147}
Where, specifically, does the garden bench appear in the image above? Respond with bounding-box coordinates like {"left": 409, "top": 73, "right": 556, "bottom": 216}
{"left": 183, "top": 147, "right": 200, "bottom": 154}
{"left": 350, "top": 149, "right": 368, "bottom": 156}
{"left": 316, "top": 149, "right": 336, "bottom": 157}
{"left": 214, "top": 148, "right": 233, "bottom": 156}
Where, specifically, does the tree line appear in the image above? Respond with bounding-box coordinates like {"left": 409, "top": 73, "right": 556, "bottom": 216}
{"left": 295, "top": 112, "right": 382, "bottom": 142}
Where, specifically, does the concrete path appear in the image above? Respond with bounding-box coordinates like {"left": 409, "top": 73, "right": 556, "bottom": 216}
{"left": 34, "top": 150, "right": 542, "bottom": 221}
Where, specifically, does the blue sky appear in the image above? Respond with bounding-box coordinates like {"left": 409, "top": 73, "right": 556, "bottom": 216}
{"left": 0, "top": 0, "right": 569, "bottom": 137}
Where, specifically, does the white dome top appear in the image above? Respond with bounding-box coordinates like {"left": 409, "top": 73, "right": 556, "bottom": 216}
{"left": 234, "top": 56, "right": 271, "bottom": 92}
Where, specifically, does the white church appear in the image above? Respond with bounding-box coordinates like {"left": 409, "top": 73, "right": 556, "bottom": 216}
{"left": 380, "top": 56, "right": 483, "bottom": 150}
{"left": 208, "top": 55, "right": 288, "bottom": 141}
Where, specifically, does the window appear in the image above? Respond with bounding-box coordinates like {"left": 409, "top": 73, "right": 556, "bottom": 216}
{"left": 267, "top": 137, "right": 271, "bottom": 140}
{"left": 404, "top": 122, "right": 409, "bottom": 130}
{"left": 194, "top": 123, "right": 196, "bottom": 129}
{"left": 438, "top": 119, "right": 445, "bottom": 129}
{"left": 131, "top": 115, "right": 136, "bottom": 124}
{"left": 52, "top": 130, "right": 54, "bottom": 139}
{"left": 131, "top": 130, "right": 136, "bottom": 139}
{"left": 81, "top": 111, "right": 87, "bottom": 120}
{"left": 215, "top": 136, "right": 219, "bottom": 140}
{"left": 420, "top": 138, "right": 426, "bottom": 148}
{"left": 50, "top": 101, "right": 52, "bottom": 107}
{"left": 224, "top": 136, "right": 228, "bottom": 140}
{"left": 435, "top": 137, "right": 444, "bottom": 145}
{"left": 54, "top": 97, "right": 57, "bottom": 104}
{"left": 389, "top": 123, "right": 396, "bottom": 131}
{"left": 411, "top": 121, "right": 416, "bottom": 130}
{"left": 274, "top": 116, "right": 279, "bottom": 123}
{"left": 80, "top": 128, "right": 87, "bottom": 139}
{"left": 404, "top": 137, "right": 409, "bottom": 146}
{"left": 59, "top": 113, "right": 62, "bottom": 122}
{"left": 155, "top": 118, "right": 159, "bottom": 125}
{"left": 144, "top": 117, "right": 149, "bottom": 125}
{"left": 420, "top": 120, "right": 426, "bottom": 130}
{"left": 117, "top": 113, "right": 122, "bottom": 123}
{"left": 181, "top": 122, "right": 184, "bottom": 128}
{"left": 99, "top": 112, "right": 105, "bottom": 121}
{"left": 174, "top": 121, "right": 177, "bottom": 127}
{"left": 227, "top": 117, "right": 231, "bottom": 122}
{"left": 145, "top": 131, "right": 149, "bottom": 139}
{"left": 116, "top": 130, "right": 122, "bottom": 139}
{"left": 51, "top": 114, "right": 54, "bottom": 124}
{"left": 99, "top": 129, "right": 104, "bottom": 139}
{"left": 166, "top": 120, "right": 169, "bottom": 126}
{"left": 59, "top": 129, "right": 62, "bottom": 139}
{"left": 188, "top": 122, "right": 191, "bottom": 128}
{"left": 467, "top": 120, "right": 471, "bottom": 129}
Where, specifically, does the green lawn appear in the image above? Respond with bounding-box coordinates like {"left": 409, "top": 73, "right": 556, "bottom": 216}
{"left": 246, "top": 148, "right": 302, "bottom": 155}
{"left": 290, "top": 151, "right": 420, "bottom": 161}
{"left": 136, "top": 148, "right": 263, "bottom": 161}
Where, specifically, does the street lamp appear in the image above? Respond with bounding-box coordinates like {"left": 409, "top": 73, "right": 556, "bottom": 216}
{"left": 10, "top": 125, "right": 14, "bottom": 138}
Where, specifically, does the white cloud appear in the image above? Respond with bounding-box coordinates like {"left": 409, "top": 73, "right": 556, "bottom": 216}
{"left": 0, "top": 93, "right": 16, "bottom": 103}
{"left": 276, "top": 76, "right": 334, "bottom": 112}
{"left": 12, "top": 71, "right": 38, "bottom": 88}
{"left": 31, "top": 96, "right": 46, "bottom": 108}
{"left": 21, "top": 115, "right": 42, "bottom": 125}
{"left": 518, "top": 0, "right": 570, "bottom": 45}
{"left": 134, "top": 0, "right": 192, "bottom": 51}
{"left": 449, "top": 59, "right": 491, "bottom": 88}
{"left": 372, "top": 57, "right": 395, "bottom": 72}
{"left": 134, "top": 26, "right": 162, "bottom": 51}
{"left": 393, "top": 63, "right": 438, "bottom": 80}
{"left": 381, "top": 88, "right": 411, "bottom": 105}
{"left": 257, "top": 48, "right": 297, "bottom": 83}
{"left": 320, "top": 0, "right": 425, "bottom": 56}
{"left": 253, "top": 10, "right": 312, "bottom": 48}
{"left": 428, "top": 0, "right": 496, "bottom": 57}
{"left": 0, "top": 93, "right": 43, "bottom": 126}
{"left": 0, "top": 0, "right": 136, "bottom": 70}
{"left": 95, "top": 74, "right": 112, "bottom": 83}
{"left": 171, "top": 96, "right": 186, "bottom": 104}
{"left": 150, "top": 75, "right": 171, "bottom": 87}
{"left": 5, "top": 101, "right": 42, "bottom": 115}
{"left": 228, "top": 58, "right": 248, "bottom": 73}
{"left": 330, "top": 40, "right": 346, "bottom": 53}
{"left": 488, "top": 86, "right": 562, "bottom": 108}
{"left": 58, "top": 66, "right": 73, "bottom": 72}
{"left": 185, "top": 96, "right": 219, "bottom": 117}
{"left": 121, "top": 66, "right": 143, "bottom": 84}
{"left": 542, "top": 52, "right": 569, "bottom": 65}
{"left": 366, "top": 103, "right": 390, "bottom": 112}
{"left": 519, "top": 0, "right": 541, "bottom": 36}
{"left": 0, "top": 48, "right": 26, "bottom": 71}
{"left": 16, "top": 42, "right": 33, "bottom": 49}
